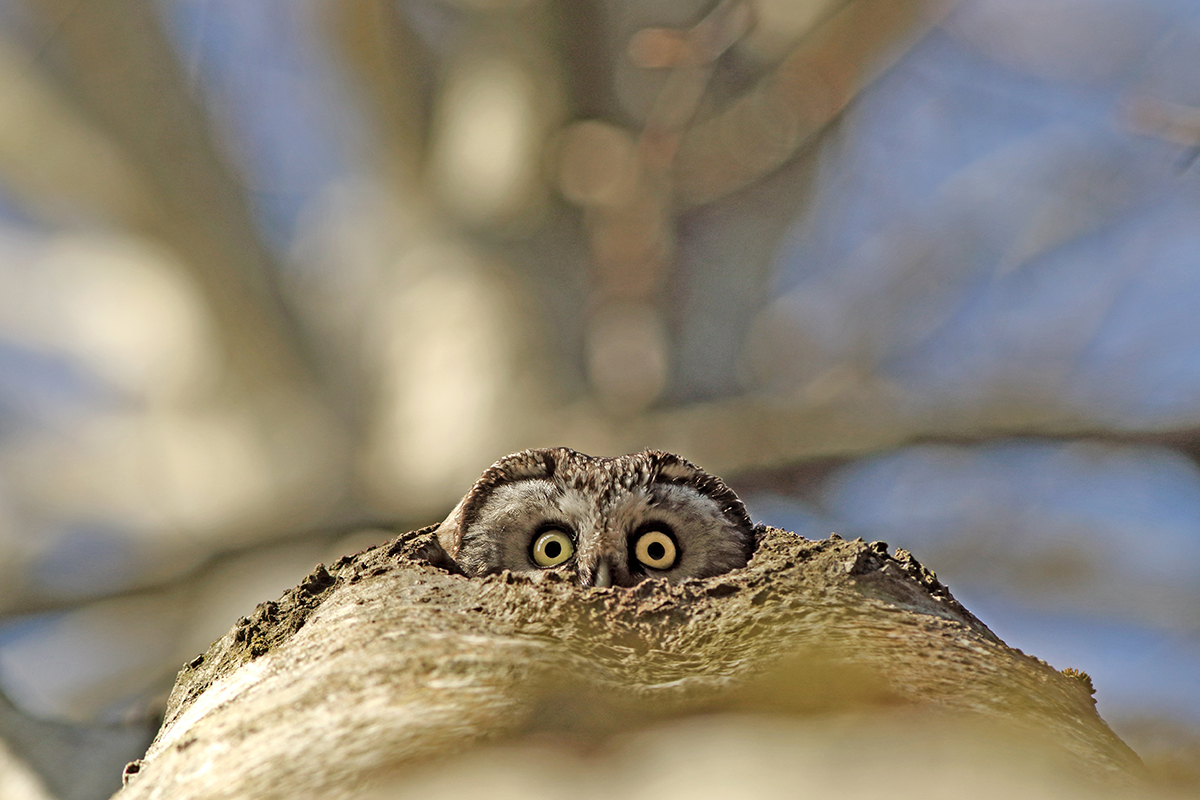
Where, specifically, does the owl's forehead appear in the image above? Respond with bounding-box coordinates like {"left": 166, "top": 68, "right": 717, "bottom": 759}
{"left": 459, "top": 447, "right": 727, "bottom": 531}
{"left": 485, "top": 449, "right": 694, "bottom": 491}
{"left": 559, "top": 458, "right": 659, "bottom": 493}
{"left": 477, "top": 461, "right": 675, "bottom": 517}
{"left": 491, "top": 470, "right": 663, "bottom": 510}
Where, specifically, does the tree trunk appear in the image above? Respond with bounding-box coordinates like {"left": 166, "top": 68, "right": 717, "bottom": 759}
{"left": 114, "top": 527, "right": 1145, "bottom": 799}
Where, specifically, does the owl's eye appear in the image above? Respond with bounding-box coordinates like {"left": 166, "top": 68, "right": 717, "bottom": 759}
{"left": 531, "top": 528, "right": 575, "bottom": 567}
{"left": 634, "top": 529, "right": 677, "bottom": 570}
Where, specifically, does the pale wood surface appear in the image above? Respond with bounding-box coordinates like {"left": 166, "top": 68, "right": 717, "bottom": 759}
{"left": 114, "top": 526, "right": 1143, "bottom": 799}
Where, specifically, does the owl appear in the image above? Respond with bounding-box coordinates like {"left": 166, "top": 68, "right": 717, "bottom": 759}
{"left": 434, "top": 447, "right": 756, "bottom": 587}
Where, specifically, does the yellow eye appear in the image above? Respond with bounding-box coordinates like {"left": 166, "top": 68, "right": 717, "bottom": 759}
{"left": 634, "top": 529, "right": 677, "bottom": 570}
{"left": 531, "top": 529, "right": 575, "bottom": 567}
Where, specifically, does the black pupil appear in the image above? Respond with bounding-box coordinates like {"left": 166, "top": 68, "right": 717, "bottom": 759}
{"left": 544, "top": 539, "right": 562, "bottom": 558}
{"left": 647, "top": 541, "right": 666, "bottom": 560}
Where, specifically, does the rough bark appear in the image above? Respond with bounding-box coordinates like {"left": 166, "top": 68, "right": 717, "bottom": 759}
{"left": 114, "top": 527, "right": 1144, "bottom": 799}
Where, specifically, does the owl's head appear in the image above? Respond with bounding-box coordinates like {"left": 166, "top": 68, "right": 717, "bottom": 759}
{"left": 434, "top": 448, "right": 756, "bottom": 587}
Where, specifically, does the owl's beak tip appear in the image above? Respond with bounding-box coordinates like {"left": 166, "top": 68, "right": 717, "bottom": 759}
{"left": 593, "top": 559, "right": 612, "bottom": 588}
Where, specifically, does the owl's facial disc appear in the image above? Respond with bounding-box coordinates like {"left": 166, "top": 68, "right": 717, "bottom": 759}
{"left": 447, "top": 448, "right": 755, "bottom": 586}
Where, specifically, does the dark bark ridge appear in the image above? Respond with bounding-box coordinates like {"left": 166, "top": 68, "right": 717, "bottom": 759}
{"left": 120, "top": 526, "right": 1143, "bottom": 800}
